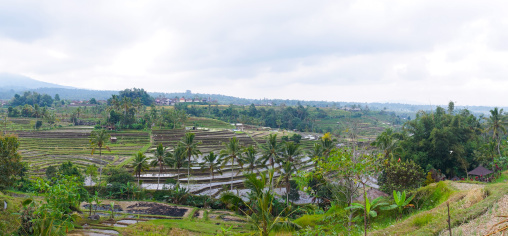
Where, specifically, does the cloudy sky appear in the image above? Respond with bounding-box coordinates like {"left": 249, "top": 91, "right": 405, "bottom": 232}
{"left": 1, "top": 0, "right": 508, "bottom": 106}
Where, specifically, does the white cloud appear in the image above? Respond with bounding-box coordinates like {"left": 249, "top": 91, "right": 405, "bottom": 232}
{"left": 1, "top": 0, "right": 508, "bottom": 106}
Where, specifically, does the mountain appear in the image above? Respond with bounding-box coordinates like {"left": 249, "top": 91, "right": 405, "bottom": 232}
{"left": 0, "top": 73, "right": 74, "bottom": 90}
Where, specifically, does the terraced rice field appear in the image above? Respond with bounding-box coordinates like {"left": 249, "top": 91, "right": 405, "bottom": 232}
{"left": 17, "top": 128, "right": 150, "bottom": 175}
{"left": 16, "top": 121, "right": 317, "bottom": 201}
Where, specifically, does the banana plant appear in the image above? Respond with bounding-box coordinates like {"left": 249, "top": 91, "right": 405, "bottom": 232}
{"left": 345, "top": 194, "right": 388, "bottom": 226}
{"left": 382, "top": 190, "right": 415, "bottom": 219}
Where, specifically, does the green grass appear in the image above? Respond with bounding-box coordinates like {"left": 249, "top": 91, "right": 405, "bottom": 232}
{"left": 120, "top": 219, "right": 245, "bottom": 235}
{"left": 0, "top": 191, "right": 22, "bottom": 235}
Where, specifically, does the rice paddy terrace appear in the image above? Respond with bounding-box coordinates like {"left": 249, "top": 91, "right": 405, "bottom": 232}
{"left": 13, "top": 119, "right": 317, "bottom": 198}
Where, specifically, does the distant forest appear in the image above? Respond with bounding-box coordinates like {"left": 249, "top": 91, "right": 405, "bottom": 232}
{"left": 0, "top": 87, "right": 503, "bottom": 115}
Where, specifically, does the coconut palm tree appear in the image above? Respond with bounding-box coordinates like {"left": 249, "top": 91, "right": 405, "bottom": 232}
{"left": 89, "top": 129, "right": 111, "bottom": 156}
{"left": 320, "top": 132, "right": 335, "bottom": 158}
{"left": 150, "top": 143, "right": 167, "bottom": 190}
{"left": 179, "top": 132, "right": 202, "bottom": 188}
{"left": 220, "top": 137, "right": 243, "bottom": 191}
{"left": 310, "top": 143, "right": 323, "bottom": 168}
{"left": 220, "top": 169, "right": 297, "bottom": 236}
{"left": 261, "top": 134, "right": 281, "bottom": 170}
{"left": 199, "top": 152, "right": 222, "bottom": 193}
{"left": 370, "top": 128, "right": 401, "bottom": 162}
{"left": 278, "top": 141, "right": 302, "bottom": 207}
{"left": 165, "top": 144, "right": 188, "bottom": 185}
{"left": 240, "top": 145, "right": 263, "bottom": 173}
{"left": 485, "top": 108, "right": 508, "bottom": 156}
{"left": 131, "top": 151, "right": 150, "bottom": 186}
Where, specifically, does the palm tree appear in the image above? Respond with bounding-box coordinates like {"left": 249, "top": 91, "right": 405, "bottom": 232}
{"left": 150, "top": 143, "right": 167, "bottom": 190}
{"left": 220, "top": 169, "right": 297, "bottom": 236}
{"left": 278, "top": 141, "right": 302, "bottom": 207}
{"left": 240, "top": 145, "right": 263, "bottom": 173}
{"left": 199, "top": 152, "right": 222, "bottom": 193}
{"left": 485, "top": 108, "right": 508, "bottom": 156}
{"left": 320, "top": 132, "right": 335, "bottom": 158}
{"left": 173, "top": 109, "right": 188, "bottom": 129}
{"left": 121, "top": 97, "right": 133, "bottom": 117}
{"left": 165, "top": 144, "right": 188, "bottom": 185}
{"left": 370, "top": 128, "right": 401, "bottom": 162}
{"left": 179, "top": 132, "right": 202, "bottom": 188}
{"left": 131, "top": 151, "right": 150, "bottom": 186}
{"left": 89, "top": 129, "right": 111, "bottom": 156}
{"left": 310, "top": 143, "right": 323, "bottom": 168}
{"left": 220, "top": 137, "right": 243, "bottom": 191}
{"left": 261, "top": 134, "right": 281, "bottom": 170}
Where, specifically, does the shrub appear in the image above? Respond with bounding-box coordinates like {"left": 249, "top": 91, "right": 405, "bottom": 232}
{"left": 293, "top": 214, "right": 324, "bottom": 228}
{"left": 58, "top": 161, "right": 84, "bottom": 182}
{"left": 45, "top": 166, "right": 57, "bottom": 180}
{"left": 424, "top": 171, "right": 435, "bottom": 185}
{"left": 379, "top": 161, "right": 425, "bottom": 193}
{"left": 106, "top": 167, "right": 135, "bottom": 185}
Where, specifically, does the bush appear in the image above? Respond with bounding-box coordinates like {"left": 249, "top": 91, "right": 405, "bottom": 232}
{"left": 106, "top": 168, "right": 135, "bottom": 185}
{"left": 293, "top": 214, "right": 324, "bottom": 228}
{"left": 379, "top": 161, "right": 425, "bottom": 193}
{"left": 45, "top": 166, "right": 57, "bottom": 180}
{"left": 58, "top": 161, "right": 84, "bottom": 182}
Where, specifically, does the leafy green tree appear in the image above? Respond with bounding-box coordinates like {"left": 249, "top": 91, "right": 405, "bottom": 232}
{"left": 58, "top": 161, "right": 84, "bottom": 182}
{"left": 220, "top": 137, "right": 243, "bottom": 191}
{"left": 485, "top": 107, "right": 508, "bottom": 156}
{"left": 303, "top": 148, "right": 381, "bottom": 235}
{"left": 0, "top": 134, "right": 23, "bottom": 189}
{"left": 89, "top": 129, "right": 111, "bottom": 156}
{"left": 378, "top": 161, "right": 425, "bottom": 193}
{"left": 30, "top": 175, "right": 86, "bottom": 235}
{"left": 106, "top": 167, "right": 135, "bottom": 185}
{"left": 150, "top": 143, "right": 167, "bottom": 190}
{"left": 396, "top": 107, "right": 482, "bottom": 176}
{"left": 179, "top": 132, "right": 202, "bottom": 188}
{"left": 119, "top": 88, "right": 154, "bottom": 106}
{"left": 131, "top": 152, "right": 149, "bottom": 185}
{"left": 45, "top": 165, "right": 58, "bottom": 180}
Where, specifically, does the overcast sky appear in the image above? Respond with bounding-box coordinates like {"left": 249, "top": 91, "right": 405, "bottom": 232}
{"left": 1, "top": 0, "right": 508, "bottom": 106}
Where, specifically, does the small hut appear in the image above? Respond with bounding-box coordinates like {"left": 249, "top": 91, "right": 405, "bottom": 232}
{"left": 468, "top": 166, "right": 493, "bottom": 176}
{"left": 110, "top": 137, "right": 117, "bottom": 143}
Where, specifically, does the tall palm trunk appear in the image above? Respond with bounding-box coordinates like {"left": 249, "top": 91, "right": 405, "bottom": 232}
{"left": 177, "top": 167, "right": 180, "bottom": 185}
{"left": 210, "top": 168, "right": 213, "bottom": 192}
{"left": 231, "top": 157, "right": 235, "bottom": 191}
{"left": 187, "top": 153, "right": 191, "bottom": 188}
{"left": 157, "top": 163, "right": 163, "bottom": 190}
{"left": 286, "top": 175, "right": 290, "bottom": 207}
{"left": 498, "top": 138, "right": 502, "bottom": 157}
